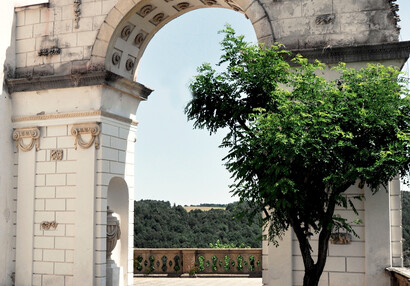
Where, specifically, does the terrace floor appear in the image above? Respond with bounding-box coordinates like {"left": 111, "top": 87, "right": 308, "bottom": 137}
{"left": 133, "top": 277, "right": 263, "bottom": 285}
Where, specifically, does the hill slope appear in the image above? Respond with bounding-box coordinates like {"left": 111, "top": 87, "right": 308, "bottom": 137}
{"left": 134, "top": 200, "right": 261, "bottom": 248}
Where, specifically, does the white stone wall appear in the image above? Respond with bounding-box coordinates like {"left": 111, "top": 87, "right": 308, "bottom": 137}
{"left": 30, "top": 125, "right": 76, "bottom": 286}
{"left": 95, "top": 118, "right": 138, "bottom": 286}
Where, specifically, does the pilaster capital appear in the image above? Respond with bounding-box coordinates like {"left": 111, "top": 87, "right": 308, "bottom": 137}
{"left": 12, "top": 127, "right": 40, "bottom": 152}
{"left": 71, "top": 123, "right": 100, "bottom": 150}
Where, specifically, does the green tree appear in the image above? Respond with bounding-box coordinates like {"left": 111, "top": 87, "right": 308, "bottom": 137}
{"left": 185, "top": 27, "right": 410, "bottom": 286}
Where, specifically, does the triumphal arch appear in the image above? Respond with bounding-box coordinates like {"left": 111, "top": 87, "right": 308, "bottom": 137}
{"left": 0, "top": 0, "right": 409, "bottom": 285}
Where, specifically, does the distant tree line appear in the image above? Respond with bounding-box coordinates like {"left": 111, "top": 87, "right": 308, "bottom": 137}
{"left": 403, "top": 191, "right": 410, "bottom": 267}
{"left": 134, "top": 200, "right": 262, "bottom": 248}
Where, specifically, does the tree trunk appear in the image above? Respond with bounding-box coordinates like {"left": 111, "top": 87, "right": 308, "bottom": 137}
{"left": 303, "top": 266, "right": 322, "bottom": 286}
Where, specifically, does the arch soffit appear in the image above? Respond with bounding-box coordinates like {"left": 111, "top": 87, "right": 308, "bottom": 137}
{"left": 90, "top": 0, "right": 274, "bottom": 81}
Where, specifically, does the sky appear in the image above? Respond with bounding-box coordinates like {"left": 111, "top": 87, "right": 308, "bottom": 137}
{"left": 134, "top": 3, "right": 410, "bottom": 206}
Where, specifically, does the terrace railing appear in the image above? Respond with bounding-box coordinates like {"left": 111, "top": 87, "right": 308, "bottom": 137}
{"left": 134, "top": 248, "right": 262, "bottom": 277}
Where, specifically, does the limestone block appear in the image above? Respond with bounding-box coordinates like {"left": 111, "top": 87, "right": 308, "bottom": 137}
{"left": 110, "top": 161, "right": 125, "bottom": 174}
{"left": 16, "top": 25, "right": 33, "bottom": 40}
{"left": 293, "top": 270, "right": 329, "bottom": 286}
{"left": 66, "top": 250, "right": 74, "bottom": 262}
{"left": 33, "top": 261, "right": 54, "bottom": 274}
{"left": 16, "top": 53, "right": 27, "bottom": 68}
{"left": 66, "top": 173, "right": 76, "bottom": 185}
{"left": 47, "top": 126, "right": 68, "bottom": 137}
{"left": 105, "top": 8, "right": 124, "bottom": 28}
{"left": 346, "top": 257, "right": 365, "bottom": 273}
{"left": 245, "top": 0, "right": 266, "bottom": 23}
{"left": 56, "top": 211, "right": 75, "bottom": 224}
{"left": 16, "top": 38, "right": 36, "bottom": 53}
{"left": 329, "top": 272, "right": 365, "bottom": 286}
{"left": 61, "top": 46, "right": 84, "bottom": 62}
{"left": 92, "top": 39, "right": 109, "bottom": 58}
{"left": 57, "top": 136, "right": 74, "bottom": 149}
{"left": 37, "top": 161, "right": 56, "bottom": 174}
{"left": 253, "top": 17, "right": 273, "bottom": 39}
{"left": 54, "top": 20, "right": 73, "bottom": 35}
{"left": 323, "top": 257, "right": 346, "bottom": 272}
{"left": 65, "top": 276, "right": 74, "bottom": 286}
{"left": 65, "top": 225, "right": 75, "bottom": 237}
{"left": 116, "top": 0, "right": 136, "bottom": 15}
{"left": 42, "top": 137, "right": 57, "bottom": 149}
{"left": 41, "top": 7, "right": 55, "bottom": 23}
{"left": 36, "top": 186, "right": 56, "bottom": 198}
{"left": 102, "top": 147, "right": 119, "bottom": 161}
{"left": 35, "top": 199, "right": 45, "bottom": 211}
{"left": 391, "top": 226, "right": 402, "bottom": 242}
{"left": 17, "top": 11, "right": 25, "bottom": 26}
{"left": 103, "top": 0, "right": 118, "bottom": 14}
{"left": 34, "top": 236, "right": 55, "bottom": 248}
{"left": 96, "top": 198, "right": 108, "bottom": 212}
{"left": 46, "top": 174, "right": 67, "bottom": 186}
{"left": 328, "top": 242, "right": 365, "bottom": 257}
{"left": 391, "top": 209, "right": 401, "bottom": 226}
{"left": 301, "top": 0, "right": 333, "bottom": 17}
{"left": 78, "top": 31, "right": 98, "bottom": 46}
{"left": 56, "top": 161, "right": 76, "bottom": 173}
{"left": 43, "top": 249, "right": 65, "bottom": 262}
{"left": 54, "top": 262, "right": 73, "bottom": 275}
{"left": 42, "top": 275, "right": 65, "bottom": 286}
{"left": 273, "top": 17, "right": 309, "bottom": 39}
{"left": 62, "top": 5, "right": 74, "bottom": 20}
{"left": 45, "top": 199, "right": 66, "bottom": 211}
{"left": 265, "top": 0, "right": 302, "bottom": 20}
{"left": 97, "top": 22, "right": 115, "bottom": 43}
{"left": 26, "top": 9, "right": 41, "bottom": 25}
{"left": 33, "top": 22, "right": 54, "bottom": 37}
{"left": 82, "top": 2, "right": 103, "bottom": 17}
{"left": 56, "top": 186, "right": 76, "bottom": 198}
{"left": 33, "top": 249, "right": 43, "bottom": 261}
{"left": 55, "top": 237, "right": 74, "bottom": 249}
{"left": 93, "top": 15, "right": 106, "bottom": 30}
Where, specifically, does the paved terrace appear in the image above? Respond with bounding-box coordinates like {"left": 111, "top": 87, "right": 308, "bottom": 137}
{"left": 133, "top": 277, "right": 263, "bottom": 285}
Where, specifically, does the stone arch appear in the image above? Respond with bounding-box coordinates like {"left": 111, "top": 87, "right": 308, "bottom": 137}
{"left": 107, "top": 177, "right": 130, "bottom": 286}
{"left": 90, "top": 0, "right": 274, "bottom": 80}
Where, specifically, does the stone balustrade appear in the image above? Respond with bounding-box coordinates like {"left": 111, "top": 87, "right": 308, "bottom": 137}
{"left": 134, "top": 248, "right": 262, "bottom": 277}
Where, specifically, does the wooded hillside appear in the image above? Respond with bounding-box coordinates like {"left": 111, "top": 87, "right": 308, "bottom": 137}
{"left": 134, "top": 200, "right": 261, "bottom": 248}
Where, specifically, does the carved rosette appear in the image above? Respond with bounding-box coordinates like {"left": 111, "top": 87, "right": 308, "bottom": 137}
{"left": 12, "top": 127, "right": 41, "bottom": 152}
{"left": 71, "top": 123, "right": 100, "bottom": 150}
{"left": 106, "top": 206, "right": 121, "bottom": 260}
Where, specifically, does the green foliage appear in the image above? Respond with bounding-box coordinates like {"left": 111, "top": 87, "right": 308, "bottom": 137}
{"left": 403, "top": 191, "right": 410, "bottom": 267}
{"left": 134, "top": 200, "right": 261, "bottom": 248}
{"left": 185, "top": 26, "right": 410, "bottom": 285}
{"left": 209, "top": 239, "right": 250, "bottom": 248}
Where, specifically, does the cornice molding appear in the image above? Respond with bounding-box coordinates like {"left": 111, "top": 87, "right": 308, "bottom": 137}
{"left": 12, "top": 110, "right": 139, "bottom": 126}
{"left": 291, "top": 41, "right": 410, "bottom": 66}
{"left": 6, "top": 70, "right": 153, "bottom": 100}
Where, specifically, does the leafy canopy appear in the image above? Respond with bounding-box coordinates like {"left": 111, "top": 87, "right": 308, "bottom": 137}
{"left": 186, "top": 26, "right": 410, "bottom": 247}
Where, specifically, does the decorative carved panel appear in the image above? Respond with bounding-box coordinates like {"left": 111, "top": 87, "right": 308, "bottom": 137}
{"left": 173, "top": 2, "right": 190, "bottom": 11}
{"left": 12, "top": 127, "right": 41, "bottom": 152}
{"left": 149, "top": 13, "right": 167, "bottom": 26}
{"left": 121, "top": 24, "right": 135, "bottom": 41}
{"left": 74, "top": 0, "right": 81, "bottom": 28}
{"left": 50, "top": 149, "right": 63, "bottom": 161}
{"left": 134, "top": 31, "right": 147, "bottom": 48}
{"left": 138, "top": 5, "right": 156, "bottom": 17}
{"left": 40, "top": 221, "right": 58, "bottom": 230}
{"left": 71, "top": 123, "right": 100, "bottom": 150}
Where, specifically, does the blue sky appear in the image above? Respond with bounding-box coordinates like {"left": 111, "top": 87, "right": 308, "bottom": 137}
{"left": 134, "top": 4, "right": 410, "bottom": 205}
